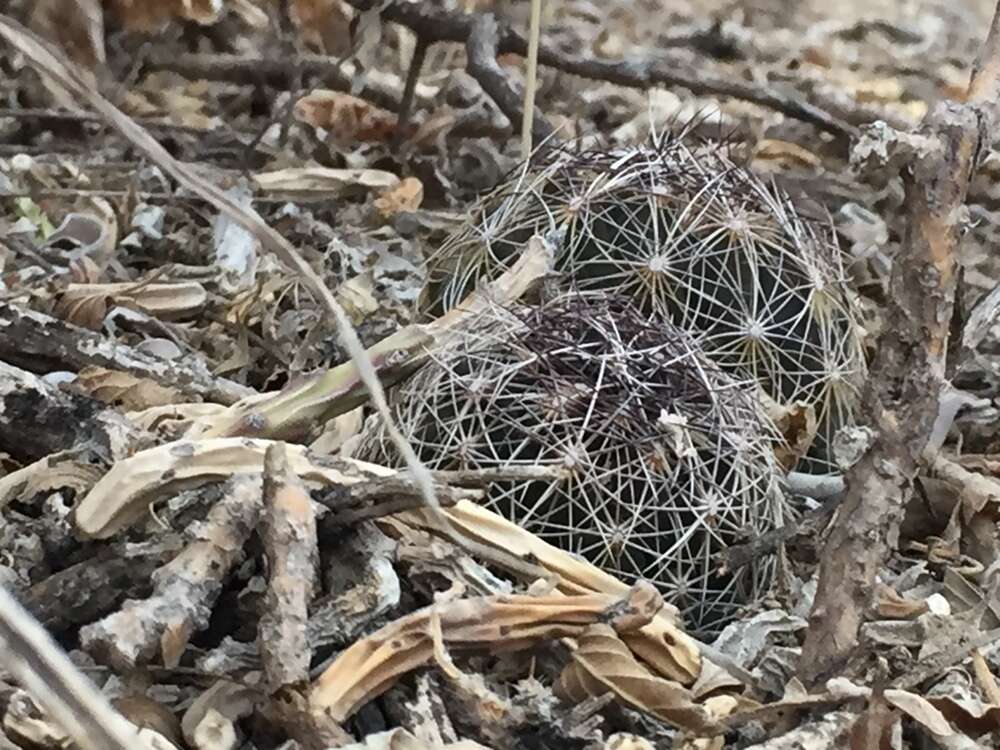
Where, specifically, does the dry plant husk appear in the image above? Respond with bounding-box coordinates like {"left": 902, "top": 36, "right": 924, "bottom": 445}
{"left": 360, "top": 294, "right": 788, "bottom": 635}
{"left": 424, "top": 135, "right": 867, "bottom": 470}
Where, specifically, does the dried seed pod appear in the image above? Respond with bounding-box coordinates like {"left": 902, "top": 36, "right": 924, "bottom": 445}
{"left": 360, "top": 295, "right": 788, "bottom": 635}
{"left": 424, "top": 136, "right": 866, "bottom": 469}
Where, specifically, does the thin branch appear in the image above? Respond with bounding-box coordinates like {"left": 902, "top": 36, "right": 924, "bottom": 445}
{"left": 394, "top": 35, "right": 428, "bottom": 144}
{"left": 341, "top": 0, "right": 859, "bottom": 137}
{"left": 466, "top": 13, "right": 554, "bottom": 142}
{"left": 145, "top": 51, "right": 403, "bottom": 113}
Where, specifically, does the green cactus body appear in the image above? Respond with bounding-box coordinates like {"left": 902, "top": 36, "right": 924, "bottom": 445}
{"left": 425, "top": 139, "right": 867, "bottom": 470}
{"left": 359, "top": 296, "right": 788, "bottom": 635}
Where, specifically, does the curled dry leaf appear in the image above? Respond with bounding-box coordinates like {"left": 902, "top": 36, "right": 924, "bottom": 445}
{"left": 883, "top": 689, "right": 953, "bottom": 738}
{"left": 73, "top": 436, "right": 393, "bottom": 539}
{"left": 59, "top": 281, "right": 208, "bottom": 322}
{"left": 395, "top": 500, "right": 701, "bottom": 686}
{"left": 373, "top": 177, "right": 425, "bottom": 220}
{"left": 294, "top": 90, "right": 399, "bottom": 144}
{"left": 558, "top": 624, "right": 718, "bottom": 734}
{"left": 0, "top": 452, "right": 104, "bottom": 509}
{"left": 181, "top": 680, "right": 261, "bottom": 750}
{"left": 253, "top": 167, "right": 400, "bottom": 200}
{"left": 44, "top": 208, "right": 118, "bottom": 276}
{"left": 311, "top": 585, "right": 658, "bottom": 723}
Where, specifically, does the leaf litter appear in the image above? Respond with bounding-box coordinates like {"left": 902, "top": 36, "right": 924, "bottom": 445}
{"left": 2, "top": 0, "right": 1000, "bottom": 749}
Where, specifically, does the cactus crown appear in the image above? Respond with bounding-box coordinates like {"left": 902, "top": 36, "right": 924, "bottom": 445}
{"left": 425, "top": 135, "right": 866, "bottom": 469}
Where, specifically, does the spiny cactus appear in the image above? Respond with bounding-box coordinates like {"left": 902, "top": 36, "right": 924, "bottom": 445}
{"left": 424, "top": 136, "right": 866, "bottom": 469}
{"left": 359, "top": 295, "right": 788, "bottom": 635}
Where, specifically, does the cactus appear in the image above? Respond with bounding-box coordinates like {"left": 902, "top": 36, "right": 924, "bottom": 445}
{"left": 424, "top": 136, "right": 866, "bottom": 469}
{"left": 358, "top": 295, "right": 788, "bottom": 635}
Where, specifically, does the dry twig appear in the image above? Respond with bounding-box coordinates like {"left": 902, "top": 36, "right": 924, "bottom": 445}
{"left": 798, "top": 0, "right": 1000, "bottom": 686}
{"left": 340, "top": 0, "right": 859, "bottom": 137}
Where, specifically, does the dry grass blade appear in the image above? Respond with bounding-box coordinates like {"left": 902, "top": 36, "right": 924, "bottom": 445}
{"left": 558, "top": 623, "right": 719, "bottom": 734}
{"left": 310, "top": 584, "right": 658, "bottom": 723}
{"left": 0, "top": 12, "right": 442, "bottom": 528}
{"left": 0, "top": 587, "right": 151, "bottom": 750}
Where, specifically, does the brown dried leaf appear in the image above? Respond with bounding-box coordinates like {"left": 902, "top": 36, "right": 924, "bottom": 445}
{"left": 77, "top": 367, "right": 184, "bottom": 410}
{"left": 294, "top": 90, "right": 398, "bottom": 144}
{"left": 104, "top": 0, "right": 223, "bottom": 32}
{"left": 73, "top": 437, "right": 393, "bottom": 539}
{"left": 311, "top": 587, "right": 655, "bottom": 723}
{"left": 254, "top": 166, "right": 400, "bottom": 199}
{"left": 558, "top": 624, "right": 717, "bottom": 734}
{"left": 373, "top": 177, "right": 425, "bottom": 220}
{"left": 29, "top": 0, "right": 105, "bottom": 69}
{"left": 884, "top": 689, "right": 953, "bottom": 737}
{"left": 59, "top": 281, "right": 207, "bottom": 322}
{"left": 874, "top": 583, "right": 929, "bottom": 620}
{"left": 849, "top": 693, "right": 899, "bottom": 750}
{"left": 288, "top": 0, "right": 355, "bottom": 56}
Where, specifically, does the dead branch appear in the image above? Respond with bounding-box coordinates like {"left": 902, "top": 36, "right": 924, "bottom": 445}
{"left": 797, "top": 0, "right": 1000, "bottom": 687}
{"left": 78, "top": 474, "right": 263, "bottom": 670}
{"left": 466, "top": 14, "right": 554, "bottom": 143}
{"left": 145, "top": 51, "right": 404, "bottom": 113}
{"left": 0, "top": 361, "right": 151, "bottom": 466}
{"left": 0, "top": 304, "right": 253, "bottom": 406}
{"left": 19, "top": 543, "right": 173, "bottom": 635}
{"left": 259, "top": 444, "right": 319, "bottom": 692}
{"left": 340, "top": 0, "right": 860, "bottom": 137}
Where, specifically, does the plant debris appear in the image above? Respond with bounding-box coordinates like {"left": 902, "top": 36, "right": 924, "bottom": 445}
{"left": 3, "top": 0, "right": 1000, "bottom": 749}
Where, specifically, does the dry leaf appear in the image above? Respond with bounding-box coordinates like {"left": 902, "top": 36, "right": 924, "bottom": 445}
{"left": 395, "top": 500, "right": 702, "bottom": 686}
{"left": 294, "top": 90, "right": 399, "bottom": 144}
{"left": 288, "top": 0, "right": 355, "bottom": 56}
{"left": 254, "top": 167, "right": 400, "bottom": 199}
{"left": 883, "top": 689, "right": 953, "bottom": 737}
{"left": 77, "top": 367, "right": 184, "bottom": 410}
{"left": 752, "top": 139, "right": 821, "bottom": 172}
{"left": 373, "top": 177, "right": 425, "bottom": 220}
{"left": 105, "top": 0, "right": 223, "bottom": 32}
{"left": 0, "top": 452, "right": 103, "bottom": 509}
{"left": 311, "top": 586, "right": 657, "bottom": 723}
{"left": 73, "top": 437, "right": 394, "bottom": 539}
{"left": 849, "top": 693, "right": 899, "bottom": 750}
{"left": 30, "top": 0, "right": 105, "bottom": 69}
{"left": 558, "top": 624, "right": 717, "bottom": 734}
{"left": 874, "top": 583, "right": 929, "bottom": 620}
{"left": 59, "top": 281, "right": 207, "bottom": 322}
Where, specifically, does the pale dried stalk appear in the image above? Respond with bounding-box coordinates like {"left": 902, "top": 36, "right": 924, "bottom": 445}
{"left": 259, "top": 443, "right": 319, "bottom": 691}
{"left": 0, "top": 587, "right": 149, "bottom": 750}
{"left": 0, "top": 13, "right": 441, "bottom": 525}
{"left": 521, "top": 0, "right": 542, "bottom": 158}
